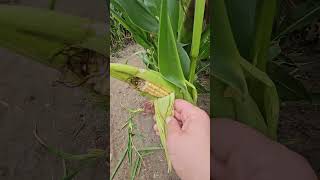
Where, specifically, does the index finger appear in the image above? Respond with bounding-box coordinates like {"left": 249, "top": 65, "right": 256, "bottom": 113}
{"left": 174, "top": 99, "right": 196, "bottom": 114}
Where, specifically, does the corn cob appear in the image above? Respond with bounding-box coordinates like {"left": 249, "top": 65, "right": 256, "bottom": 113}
{"left": 130, "top": 77, "right": 170, "bottom": 98}
{"left": 110, "top": 63, "right": 196, "bottom": 103}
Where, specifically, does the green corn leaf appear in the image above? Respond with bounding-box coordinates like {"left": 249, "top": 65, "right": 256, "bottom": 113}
{"left": 248, "top": 0, "right": 278, "bottom": 139}
{"left": 240, "top": 58, "right": 273, "bottom": 87}
{"left": 185, "top": 80, "right": 198, "bottom": 103}
{"left": 233, "top": 93, "right": 268, "bottom": 135}
{"left": 210, "top": 79, "right": 236, "bottom": 118}
{"left": 177, "top": 43, "right": 191, "bottom": 78}
{"left": 225, "top": 0, "right": 257, "bottom": 60}
{"left": 250, "top": 0, "right": 277, "bottom": 71}
{"left": 211, "top": 0, "right": 248, "bottom": 96}
{"left": 167, "top": 0, "right": 180, "bottom": 36}
{"left": 0, "top": 26, "right": 66, "bottom": 68}
{"left": 240, "top": 58, "right": 279, "bottom": 139}
{"left": 75, "top": 36, "right": 108, "bottom": 57}
{"left": 0, "top": 5, "right": 106, "bottom": 67}
{"left": 212, "top": 81, "right": 268, "bottom": 134}
{"left": 0, "top": 5, "right": 95, "bottom": 43}
{"left": 264, "top": 86, "right": 279, "bottom": 140}
{"left": 111, "top": 5, "right": 152, "bottom": 49}
{"left": 211, "top": 78, "right": 267, "bottom": 135}
{"left": 112, "top": 0, "right": 158, "bottom": 33}
{"left": 143, "top": 0, "right": 161, "bottom": 17}
{"left": 211, "top": 0, "right": 279, "bottom": 139}
{"left": 158, "top": 0, "right": 187, "bottom": 91}
{"left": 153, "top": 93, "right": 175, "bottom": 172}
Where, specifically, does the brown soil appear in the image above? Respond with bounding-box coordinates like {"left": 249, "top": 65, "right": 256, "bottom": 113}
{"left": 0, "top": 1, "right": 107, "bottom": 179}
{"left": 278, "top": 48, "right": 320, "bottom": 177}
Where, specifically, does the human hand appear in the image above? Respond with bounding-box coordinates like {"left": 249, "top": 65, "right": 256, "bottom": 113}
{"left": 154, "top": 99, "right": 210, "bottom": 180}
{"left": 212, "top": 119, "right": 318, "bottom": 180}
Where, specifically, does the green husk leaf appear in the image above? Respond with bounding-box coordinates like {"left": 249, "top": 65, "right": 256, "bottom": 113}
{"left": 153, "top": 93, "right": 175, "bottom": 172}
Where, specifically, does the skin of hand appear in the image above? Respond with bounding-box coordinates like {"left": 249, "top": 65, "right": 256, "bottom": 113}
{"left": 154, "top": 99, "right": 210, "bottom": 180}
{"left": 212, "top": 119, "right": 318, "bottom": 180}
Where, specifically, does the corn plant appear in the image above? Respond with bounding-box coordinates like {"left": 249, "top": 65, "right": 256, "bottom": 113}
{"left": 211, "top": 0, "right": 279, "bottom": 139}
{"left": 210, "top": 0, "right": 320, "bottom": 140}
{"left": 110, "top": 0, "right": 208, "bottom": 172}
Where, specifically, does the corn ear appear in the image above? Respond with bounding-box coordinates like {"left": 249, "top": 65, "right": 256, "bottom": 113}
{"left": 111, "top": 63, "right": 197, "bottom": 172}
{"left": 111, "top": 63, "right": 196, "bottom": 102}
{"left": 153, "top": 93, "right": 175, "bottom": 172}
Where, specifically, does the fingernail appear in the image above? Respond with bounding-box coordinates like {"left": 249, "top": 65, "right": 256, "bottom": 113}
{"left": 166, "top": 117, "right": 171, "bottom": 124}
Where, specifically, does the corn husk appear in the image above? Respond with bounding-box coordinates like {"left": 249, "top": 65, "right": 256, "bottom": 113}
{"left": 153, "top": 93, "right": 175, "bottom": 172}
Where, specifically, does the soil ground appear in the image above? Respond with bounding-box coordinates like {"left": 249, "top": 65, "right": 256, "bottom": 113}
{"left": 0, "top": 1, "right": 107, "bottom": 179}
{"left": 277, "top": 48, "right": 320, "bottom": 177}
{"left": 110, "top": 45, "right": 210, "bottom": 180}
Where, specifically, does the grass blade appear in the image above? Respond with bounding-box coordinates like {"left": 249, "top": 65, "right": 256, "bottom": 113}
{"left": 273, "top": 4, "right": 320, "bottom": 41}
{"left": 130, "top": 156, "right": 142, "bottom": 180}
{"left": 110, "top": 147, "right": 128, "bottom": 180}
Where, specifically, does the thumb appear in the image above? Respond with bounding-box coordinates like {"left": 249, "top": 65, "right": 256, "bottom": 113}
{"left": 167, "top": 116, "right": 181, "bottom": 136}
